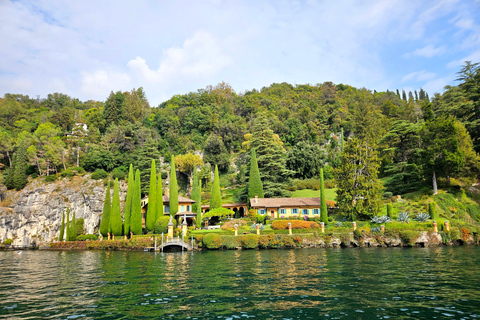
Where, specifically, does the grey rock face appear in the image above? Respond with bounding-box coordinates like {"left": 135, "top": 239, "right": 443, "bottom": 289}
{"left": 0, "top": 176, "right": 126, "bottom": 245}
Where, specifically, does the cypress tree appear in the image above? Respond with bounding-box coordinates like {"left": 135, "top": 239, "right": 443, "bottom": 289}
{"left": 320, "top": 168, "right": 328, "bottom": 224}
{"left": 248, "top": 148, "right": 264, "bottom": 201}
{"left": 156, "top": 172, "right": 164, "bottom": 221}
{"left": 69, "top": 210, "right": 76, "bottom": 241}
{"left": 13, "top": 144, "right": 28, "bottom": 190}
{"left": 124, "top": 164, "right": 134, "bottom": 237}
{"left": 429, "top": 202, "right": 437, "bottom": 219}
{"left": 169, "top": 155, "right": 178, "bottom": 216}
{"left": 59, "top": 211, "right": 65, "bottom": 241}
{"left": 210, "top": 165, "right": 222, "bottom": 210}
{"left": 110, "top": 178, "right": 123, "bottom": 236}
{"left": 191, "top": 165, "right": 202, "bottom": 228}
{"left": 387, "top": 203, "right": 393, "bottom": 218}
{"left": 130, "top": 169, "right": 143, "bottom": 235}
{"left": 99, "top": 182, "right": 111, "bottom": 237}
{"left": 66, "top": 207, "right": 70, "bottom": 240}
{"left": 4, "top": 154, "right": 15, "bottom": 189}
{"left": 146, "top": 160, "right": 157, "bottom": 230}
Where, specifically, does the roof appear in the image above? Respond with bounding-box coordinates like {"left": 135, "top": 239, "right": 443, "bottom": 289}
{"left": 163, "top": 195, "right": 195, "bottom": 203}
{"left": 201, "top": 203, "right": 247, "bottom": 209}
{"left": 250, "top": 197, "right": 336, "bottom": 208}
{"left": 174, "top": 211, "right": 197, "bottom": 216}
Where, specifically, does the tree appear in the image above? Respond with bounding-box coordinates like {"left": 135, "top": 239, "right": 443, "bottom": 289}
{"left": 130, "top": 169, "right": 143, "bottom": 235}
{"left": 156, "top": 171, "right": 164, "bottom": 221}
{"left": 204, "top": 133, "right": 230, "bottom": 171}
{"left": 248, "top": 148, "right": 264, "bottom": 200}
{"left": 103, "top": 91, "right": 125, "bottom": 127}
{"left": 146, "top": 160, "right": 157, "bottom": 231}
{"left": 59, "top": 211, "right": 65, "bottom": 241}
{"left": 66, "top": 208, "right": 70, "bottom": 241}
{"left": 285, "top": 142, "right": 324, "bottom": 179}
{"left": 169, "top": 155, "right": 179, "bottom": 216}
{"left": 320, "top": 168, "right": 328, "bottom": 223}
{"left": 335, "top": 137, "right": 383, "bottom": 220}
{"left": 68, "top": 210, "right": 76, "bottom": 241}
{"left": 99, "top": 182, "right": 111, "bottom": 237}
{"left": 387, "top": 203, "right": 393, "bottom": 218}
{"left": 13, "top": 143, "right": 28, "bottom": 190}
{"left": 210, "top": 165, "right": 222, "bottom": 210}
{"left": 110, "top": 178, "right": 123, "bottom": 236}
{"left": 191, "top": 165, "right": 202, "bottom": 228}
{"left": 429, "top": 202, "right": 437, "bottom": 220}
{"left": 124, "top": 164, "right": 134, "bottom": 237}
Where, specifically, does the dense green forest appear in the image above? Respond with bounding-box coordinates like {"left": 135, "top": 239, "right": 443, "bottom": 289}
{"left": 1, "top": 62, "right": 480, "bottom": 218}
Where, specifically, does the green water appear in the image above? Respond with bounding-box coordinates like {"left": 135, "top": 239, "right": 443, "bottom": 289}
{"left": 1, "top": 246, "right": 479, "bottom": 319}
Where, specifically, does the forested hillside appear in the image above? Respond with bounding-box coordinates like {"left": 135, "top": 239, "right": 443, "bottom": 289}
{"left": 1, "top": 62, "right": 479, "bottom": 210}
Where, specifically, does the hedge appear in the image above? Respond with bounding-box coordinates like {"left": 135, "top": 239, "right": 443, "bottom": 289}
{"left": 76, "top": 234, "right": 98, "bottom": 241}
{"left": 154, "top": 216, "right": 177, "bottom": 234}
{"left": 203, "top": 233, "right": 222, "bottom": 249}
{"left": 272, "top": 220, "right": 320, "bottom": 230}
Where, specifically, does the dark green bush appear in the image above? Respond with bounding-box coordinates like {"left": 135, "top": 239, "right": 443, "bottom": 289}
{"left": 255, "top": 214, "right": 266, "bottom": 224}
{"left": 161, "top": 172, "right": 168, "bottom": 179}
{"left": 76, "top": 218, "right": 85, "bottom": 236}
{"left": 61, "top": 169, "right": 74, "bottom": 178}
{"left": 3, "top": 239, "right": 13, "bottom": 245}
{"left": 73, "top": 167, "right": 85, "bottom": 174}
{"left": 154, "top": 216, "right": 176, "bottom": 234}
{"left": 239, "top": 234, "right": 259, "bottom": 249}
{"left": 112, "top": 168, "right": 127, "bottom": 180}
{"left": 76, "top": 234, "right": 98, "bottom": 241}
{"left": 203, "top": 233, "right": 222, "bottom": 249}
{"left": 45, "top": 175, "right": 57, "bottom": 182}
{"left": 91, "top": 169, "right": 108, "bottom": 180}
{"left": 383, "top": 192, "right": 393, "bottom": 199}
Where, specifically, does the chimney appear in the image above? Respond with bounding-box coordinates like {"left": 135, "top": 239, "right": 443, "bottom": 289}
{"left": 255, "top": 195, "right": 258, "bottom": 204}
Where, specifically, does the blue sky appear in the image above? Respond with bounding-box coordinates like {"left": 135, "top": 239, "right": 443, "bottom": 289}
{"left": 0, "top": 0, "right": 479, "bottom": 106}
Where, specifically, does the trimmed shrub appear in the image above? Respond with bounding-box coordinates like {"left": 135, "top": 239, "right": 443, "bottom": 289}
{"left": 3, "top": 239, "right": 13, "bottom": 245}
{"left": 271, "top": 220, "right": 320, "bottom": 230}
{"left": 91, "top": 169, "right": 108, "bottom": 180}
{"left": 221, "top": 219, "right": 249, "bottom": 231}
{"left": 383, "top": 192, "right": 393, "bottom": 199}
{"left": 429, "top": 202, "right": 437, "bottom": 220}
{"left": 387, "top": 203, "right": 393, "bottom": 218}
{"left": 76, "top": 234, "right": 98, "bottom": 241}
{"left": 221, "top": 235, "right": 240, "bottom": 249}
{"left": 76, "top": 218, "right": 85, "bottom": 236}
{"left": 154, "top": 216, "right": 176, "bottom": 234}
{"left": 203, "top": 233, "right": 222, "bottom": 249}
{"left": 239, "top": 234, "right": 259, "bottom": 249}
{"left": 255, "top": 214, "right": 266, "bottom": 224}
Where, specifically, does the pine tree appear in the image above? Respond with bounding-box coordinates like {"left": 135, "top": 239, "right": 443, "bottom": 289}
{"left": 320, "top": 168, "right": 328, "bottom": 224}
{"left": 146, "top": 160, "right": 157, "bottom": 231}
{"left": 59, "top": 211, "right": 65, "bottom": 241}
{"left": 99, "top": 182, "right": 111, "bottom": 237}
{"left": 248, "top": 148, "right": 264, "bottom": 201}
{"left": 169, "top": 155, "right": 178, "bottom": 216}
{"left": 402, "top": 90, "right": 407, "bottom": 101}
{"left": 130, "top": 169, "right": 143, "bottom": 235}
{"left": 191, "top": 165, "right": 202, "bottom": 228}
{"left": 156, "top": 172, "right": 164, "bottom": 221}
{"left": 110, "top": 178, "right": 123, "bottom": 236}
{"left": 124, "top": 164, "right": 134, "bottom": 237}
{"left": 66, "top": 207, "right": 70, "bottom": 241}
{"left": 210, "top": 165, "right": 222, "bottom": 210}
{"left": 13, "top": 144, "right": 28, "bottom": 190}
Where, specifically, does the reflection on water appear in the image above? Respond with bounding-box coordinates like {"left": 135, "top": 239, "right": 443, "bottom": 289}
{"left": 1, "top": 246, "right": 480, "bottom": 319}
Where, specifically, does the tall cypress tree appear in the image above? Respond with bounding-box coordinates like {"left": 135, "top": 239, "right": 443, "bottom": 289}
{"left": 156, "top": 172, "right": 164, "bottom": 221}
{"left": 248, "top": 148, "right": 264, "bottom": 201}
{"left": 124, "top": 164, "right": 134, "bottom": 237}
{"left": 69, "top": 210, "right": 76, "bottom": 241}
{"left": 65, "top": 207, "right": 70, "bottom": 241}
{"left": 130, "top": 169, "right": 143, "bottom": 235}
{"left": 146, "top": 160, "right": 157, "bottom": 230}
{"left": 320, "top": 168, "right": 328, "bottom": 224}
{"left": 99, "top": 182, "right": 111, "bottom": 237}
{"left": 13, "top": 144, "right": 28, "bottom": 190}
{"left": 210, "top": 165, "right": 222, "bottom": 210}
{"left": 59, "top": 211, "right": 65, "bottom": 241}
{"left": 110, "top": 178, "right": 123, "bottom": 236}
{"left": 169, "top": 155, "right": 178, "bottom": 216}
{"left": 191, "top": 165, "right": 202, "bottom": 228}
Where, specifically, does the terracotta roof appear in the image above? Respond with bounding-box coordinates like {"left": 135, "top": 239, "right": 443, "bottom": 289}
{"left": 250, "top": 197, "right": 335, "bottom": 208}
{"left": 201, "top": 203, "right": 247, "bottom": 209}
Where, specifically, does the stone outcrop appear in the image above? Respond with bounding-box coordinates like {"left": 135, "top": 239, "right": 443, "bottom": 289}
{"left": 0, "top": 176, "right": 126, "bottom": 246}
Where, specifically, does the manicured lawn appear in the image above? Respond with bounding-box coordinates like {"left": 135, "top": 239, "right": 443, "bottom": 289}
{"left": 292, "top": 188, "right": 337, "bottom": 201}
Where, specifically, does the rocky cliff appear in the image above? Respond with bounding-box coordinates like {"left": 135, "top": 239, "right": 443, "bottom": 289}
{"left": 0, "top": 176, "right": 127, "bottom": 245}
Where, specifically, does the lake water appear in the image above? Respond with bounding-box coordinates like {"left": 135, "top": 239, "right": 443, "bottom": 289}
{"left": 1, "top": 246, "right": 479, "bottom": 319}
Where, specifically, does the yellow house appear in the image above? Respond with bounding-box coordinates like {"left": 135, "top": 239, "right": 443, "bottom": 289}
{"left": 249, "top": 196, "right": 335, "bottom": 219}
{"left": 141, "top": 195, "right": 196, "bottom": 226}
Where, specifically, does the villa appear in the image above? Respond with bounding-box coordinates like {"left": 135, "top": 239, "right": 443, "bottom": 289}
{"left": 141, "top": 195, "right": 196, "bottom": 226}
{"left": 249, "top": 196, "right": 336, "bottom": 219}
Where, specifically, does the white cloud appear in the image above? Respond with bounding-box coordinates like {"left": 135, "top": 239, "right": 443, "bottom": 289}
{"left": 406, "top": 44, "right": 446, "bottom": 58}
{"left": 402, "top": 70, "right": 437, "bottom": 82}
{"left": 422, "top": 76, "right": 451, "bottom": 94}
{"left": 81, "top": 70, "right": 130, "bottom": 100}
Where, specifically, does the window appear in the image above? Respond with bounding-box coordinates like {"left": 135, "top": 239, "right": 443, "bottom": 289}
{"left": 292, "top": 208, "right": 298, "bottom": 214}
{"left": 313, "top": 209, "right": 319, "bottom": 215}
{"left": 259, "top": 209, "right": 266, "bottom": 215}
{"left": 165, "top": 205, "right": 170, "bottom": 213}
{"left": 302, "top": 209, "right": 309, "bottom": 215}
{"left": 187, "top": 205, "right": 191, "bottom": 211}
{"left": 181, "top": 205, "right": 184, "bottom": 212}
{"left": 280, "top": 208, "right": 286, "bottom": 215}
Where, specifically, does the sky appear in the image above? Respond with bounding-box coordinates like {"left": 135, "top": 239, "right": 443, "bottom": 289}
{"left": 0, "top": 0, "right": 479, "bottom": 106}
